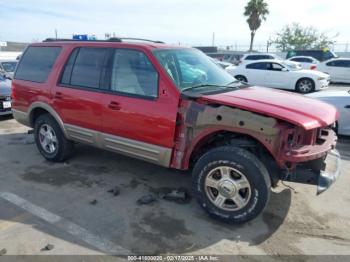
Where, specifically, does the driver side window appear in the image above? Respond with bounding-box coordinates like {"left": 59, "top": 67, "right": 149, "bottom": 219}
{"left": 110, "top": 49, "right": 158, "bottom": 98}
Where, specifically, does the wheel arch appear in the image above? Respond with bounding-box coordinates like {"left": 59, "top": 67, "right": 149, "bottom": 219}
{"left": 234, "top": 74, "right": 248, "bottom": 82}
{"left": 185, "top": 128, "right": 278, "bottom": 168}
{"left": 184, "top": 129, "right": 282, "bottom": 186}
{"left": 295, "top": 77, "right": 315, "bottom": 91}
{"left": 28, "top": 102, "right": 67, "bottom": 137}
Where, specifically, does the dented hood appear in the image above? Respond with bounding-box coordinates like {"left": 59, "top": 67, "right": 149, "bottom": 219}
{"left": 200, "top": 87, "right": 338, "bottom": 130}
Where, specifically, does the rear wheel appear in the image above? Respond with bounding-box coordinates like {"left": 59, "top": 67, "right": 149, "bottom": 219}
{"left": 296, "top": 78, "right": 315, "bottom": 93}
{"left": 34, "top": 114, "right": 73, "bottom": 162}
{"left": 235, "top": 75, "right": 248, "bottom": 83}
{"left": 192, "top": 146, "right": 271, "bottom": 224}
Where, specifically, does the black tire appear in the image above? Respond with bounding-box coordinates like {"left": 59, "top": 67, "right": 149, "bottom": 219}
{"left": 235, "top": 75, "right": 248, "bottom": 83}
{"left": 34, "top": 114, "right": 73, "bottom": 162}
{"left": 295, "top": 78, "right": 315, "bottom": 93}
{"left": 192, "top": 146, "right": 271, "bottom": 224}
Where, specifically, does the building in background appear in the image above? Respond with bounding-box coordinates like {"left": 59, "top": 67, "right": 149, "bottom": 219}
{"left": 0, "top": 41, "right": 28, "bottom": 60}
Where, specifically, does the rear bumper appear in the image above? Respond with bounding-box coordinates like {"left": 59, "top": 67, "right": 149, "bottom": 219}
{"left": 283, "top": 149, "right": 341, "bottom": 194}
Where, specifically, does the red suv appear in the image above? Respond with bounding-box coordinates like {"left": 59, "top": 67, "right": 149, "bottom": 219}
{"left": 12, "top": 38, "right": 341, "bottom": 223}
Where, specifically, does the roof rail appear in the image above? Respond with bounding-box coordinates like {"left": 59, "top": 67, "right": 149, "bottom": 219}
{"left": 43, "top": 37, "right": 164, "bottom": 44}
{"left": 114, "top": 38, "right": 164, "bottom": 44}
{"left": 43, "top": 38, "right": 122, "bottom": 42}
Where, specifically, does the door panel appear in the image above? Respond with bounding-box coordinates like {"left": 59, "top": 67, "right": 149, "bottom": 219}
{"left": 52, "top": 87, "right": 103, "bottom": 131}
{"left": 52, "top": 47, "right": 107, "bottom": 132}
{"left": 338, "top": 99, "right": 350, "bottom": 135}
{"left": 264, "top": 63, "right": 290, "bottom": 89}
{"left": 101, "top": 49, "right": 179, "bottom": 149}
{"left": 246, "top": 69, "right": 265, "bottom": 85}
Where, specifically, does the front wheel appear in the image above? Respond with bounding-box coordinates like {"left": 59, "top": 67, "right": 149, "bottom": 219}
{"left": 296, "top": 78, "right": 315, "bottom": 93}
{"left": 192, "top": 146, "right": 271, "bottom": 224}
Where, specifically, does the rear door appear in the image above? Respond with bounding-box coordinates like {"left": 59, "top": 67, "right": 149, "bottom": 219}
{"left": 99, "top": 48, "right": 179, "bottom": 166}
{"left": 53, "top": 47, "right": 107, "bottom": 141}
{"left": 245, "top": 62, "right": 269, "bottom": 85}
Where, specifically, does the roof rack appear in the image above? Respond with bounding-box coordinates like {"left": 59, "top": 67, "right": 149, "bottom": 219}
{"left": 43, "top": 37, "right": 164, "bottom": 44}
{"left": 43, "top": 38, "right": 122, "bottom": 42}
{"left": 114, "top": 38, "right": 164, "bottom": 44}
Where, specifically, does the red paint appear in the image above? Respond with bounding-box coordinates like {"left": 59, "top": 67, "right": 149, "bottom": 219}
{"left": 201, "top": 86, "right": 338, "bottom": 130}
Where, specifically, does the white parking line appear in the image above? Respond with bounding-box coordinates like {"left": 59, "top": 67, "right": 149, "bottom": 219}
{"left": 0, "top": 192, "right": 131, "bottom": 255}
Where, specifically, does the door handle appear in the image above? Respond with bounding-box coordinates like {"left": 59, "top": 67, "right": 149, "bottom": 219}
{"left": 345, "top": 105, "right": 350, "bottom": 109}
{"left": 108, "top": 101, "right": 121, "bottom": 110}
{"left": 54, "top": 92, "right": 63, "bottom": 99}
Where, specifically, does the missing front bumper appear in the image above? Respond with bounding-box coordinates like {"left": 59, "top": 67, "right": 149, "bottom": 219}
{"left": 282, "top": 150, "right": 341, "bottom": 194}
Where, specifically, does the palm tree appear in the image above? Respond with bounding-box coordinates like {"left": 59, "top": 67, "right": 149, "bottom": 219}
{"left": 244, "top": 0, "right": 269, "bottom": 52}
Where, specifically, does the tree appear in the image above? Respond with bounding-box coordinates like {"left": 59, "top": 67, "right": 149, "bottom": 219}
{"left": 244, "top": 0, "right": 269, "bottom": 52}
{"left": 274, "top": 23, "right": 337, "bottom": 51}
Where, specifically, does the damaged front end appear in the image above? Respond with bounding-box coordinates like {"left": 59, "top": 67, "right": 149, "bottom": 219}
{"left": 279, "top": 125, "right": 341, "bottom": 194}
{"left": 173, "top": 92, "right": 341, "bottom": 195}
{"left": 283, "top": 149, "right": 341, "bottom": 195}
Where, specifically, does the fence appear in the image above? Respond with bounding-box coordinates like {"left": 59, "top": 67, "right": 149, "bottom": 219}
{"left": 216, "top": 43, "right": 350, "bottom": 54}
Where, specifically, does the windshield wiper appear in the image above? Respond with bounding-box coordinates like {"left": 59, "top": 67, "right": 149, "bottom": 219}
{"left": 181, "top": 84, "right": 238, "bottom": 93}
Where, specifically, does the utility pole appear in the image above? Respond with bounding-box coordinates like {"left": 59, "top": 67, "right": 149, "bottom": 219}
{"left": 212, "top": 32, "right": 215, "bottom": 46}
{"left": 55, "top": 29, "right": 58, "bottom": 40}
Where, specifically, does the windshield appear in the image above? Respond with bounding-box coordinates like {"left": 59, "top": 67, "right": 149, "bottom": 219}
{"left": 153, "top": 48, "right": 239, "bottom": 92}
{"left": 1, "top": 62, "right": 17, "bottom": 72}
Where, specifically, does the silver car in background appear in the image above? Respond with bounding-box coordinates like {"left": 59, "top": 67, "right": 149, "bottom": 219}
{"left": 0, "top": 60, "right": 17, "bottom": 79}
{"left": 0, "top": 75, "right": 12, "bottom": 116}
{"left": 307, "top": 90, "right": 350, "bottom": 136}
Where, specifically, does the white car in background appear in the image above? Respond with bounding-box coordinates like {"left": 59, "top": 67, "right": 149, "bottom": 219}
{"left": 316, "top": 58, "right": 350, "bottom": 83}
{"left": 226, "top": 60, "right": 330, "bottom": 93}
{"left": 238, "top": 53, "right": 282, "bottom": 65}
{"left": 209, "top": 57, "right": 233, "bottom": 69}
{"left": 307, "top": 90, "right": 350, "bottom": 136}
{"left": 287, "top": 56, "right": 319, "bottom": 70}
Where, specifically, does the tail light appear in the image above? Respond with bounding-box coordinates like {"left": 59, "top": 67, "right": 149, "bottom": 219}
{"left": 11, "top": 82, "right": 16, "bottom": 100}
{"left": 310, "top": 65, "right": 317, "bottom": 70}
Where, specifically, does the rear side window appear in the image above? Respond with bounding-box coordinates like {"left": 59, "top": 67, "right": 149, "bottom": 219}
{"left": 60, "top": 47, "right": 107, "bottom": 89}
{"left": 326, "top": 60, "right": 350, "bottom": 67}
{"left": 15, "top": 46, "right": 61, "bottom": 83}
{"left": 246, "top": 62, "right": 268, "bottom": 70}
{"left": 245, "top": 55, "right": 272, "bottom": 60}
{"left": 291, "top": 57, "right": 311, "bottom": 63}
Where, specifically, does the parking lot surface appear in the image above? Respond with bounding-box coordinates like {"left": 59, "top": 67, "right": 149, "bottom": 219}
{"left": 0, "top": 84, "right": 349, "bottom": 257}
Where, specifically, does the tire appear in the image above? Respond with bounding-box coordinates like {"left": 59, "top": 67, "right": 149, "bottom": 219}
{"left": 235, "top": 75, "right": 248, "bottom": 83}
{"left": 34, "top": 114, "right": 73, "bottom": 162}
{"left": 295, "top": 78, "right": 315, "bottom": 93}
{"left": 192, "top": 146, "right": 271, "bottom": 224}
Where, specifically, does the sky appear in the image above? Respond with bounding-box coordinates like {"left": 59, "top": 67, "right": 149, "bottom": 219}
{"left": 0, "top": 0, "right": 349, "bottom": 47}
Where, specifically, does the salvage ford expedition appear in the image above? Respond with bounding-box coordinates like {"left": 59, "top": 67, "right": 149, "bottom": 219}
{"left": 12, "top": 38, "right": 341, "bottom": 223}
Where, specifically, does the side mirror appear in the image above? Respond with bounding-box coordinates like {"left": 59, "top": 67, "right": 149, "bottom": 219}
{"left": 282, "top": 68, "right": 289, "bottom": 72}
